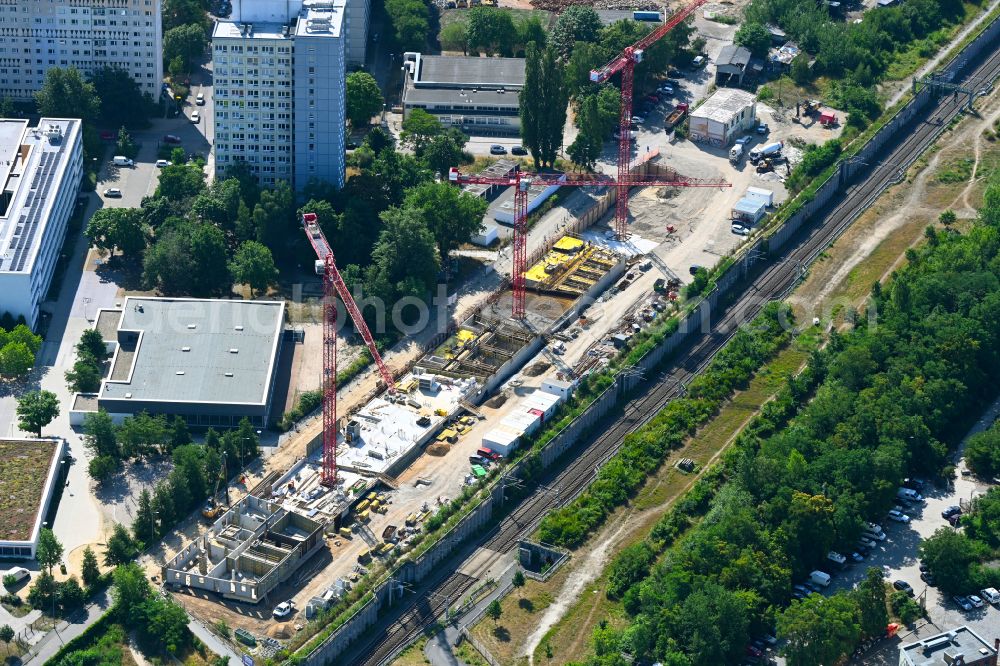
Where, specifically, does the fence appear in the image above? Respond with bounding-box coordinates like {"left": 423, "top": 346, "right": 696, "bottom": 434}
{"left": 297, "top": 16, "right": 1000, "bottom": 665}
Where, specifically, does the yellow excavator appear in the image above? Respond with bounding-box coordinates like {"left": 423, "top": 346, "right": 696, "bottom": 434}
{"left": 202, "top": 460, "right": 228, "bottom": 520}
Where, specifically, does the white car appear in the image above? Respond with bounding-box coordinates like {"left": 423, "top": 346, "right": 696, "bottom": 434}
{"left": 887, "top": 509, "right": 910, "bottom": 523}
{"left": 190, "top": 111, "right": 200, "bottom": 123}
{"left": 631, "top": 115, "right": 645, "bottom": 124}
{"left": 103, "top": 188, "right": 122, "bottom": 198}
{"left": 660, "top": 84, "right": 674, "bottom": 95}
{"left": 968, "top": 594, "right": 985, "bottom": 608}
{"left": 980, "top": 587, "right": 1000, "bottom": 604}
{"left": 273, "top": 600, "right": 295, "bottom": 619}
{"left": 195, "top": 92, "right": 205, "bottom": 105}
{"left": 731, "top": 224, "right": 749, "bottom": 236}
{"left": 155, "top": 159, "right": 172, "bottom": 168}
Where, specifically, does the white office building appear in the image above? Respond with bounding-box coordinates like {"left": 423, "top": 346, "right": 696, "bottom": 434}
{"left": 213, "top": 0, "right": 347, "bottom": 190}
{"left": 0, "top": 118, "right": 82, "bottom": 328}
{"left": 0, "top": 0, "right": 163, "bottom": 102}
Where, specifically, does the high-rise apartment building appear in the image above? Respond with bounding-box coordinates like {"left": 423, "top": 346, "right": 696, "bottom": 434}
{"left": 0, "top": 0, "right": 163, "bottom": 101}
{"left": 212, "top": 0, "right": 346, "bottom": 190}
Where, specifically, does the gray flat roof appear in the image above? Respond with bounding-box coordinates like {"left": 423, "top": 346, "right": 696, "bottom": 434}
{"left": 99, "top": 297, "right": 284, "bottom": 406}
{"left": 415, "top": 55, "right": 525, "bottom": 88}
{"left": 900, "top": 626, "right": 996, "bottom": 666}
{"left": 403, "top": 86, "right": 520, "bottom": 109}
{"left": 718, "top": 44, "right": 751, "bottom": 68}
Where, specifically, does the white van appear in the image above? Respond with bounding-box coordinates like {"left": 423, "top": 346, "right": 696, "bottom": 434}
{"left": 692, "top": 55, "right": 705, "bottom": 68}
{"left": 809, "top": 570, "right": 832, "bottom": 587}
{"left": 112, "top": 155, "right": 134, "bottom": 167}
{"left": 981, "top": 587, "right": 1000, "bottom": 605}
{"left": 3, "top": 567, "right": 30, "bottom": 585}
{"left": 827, "top": 551, "right": 847, "bottom": 567}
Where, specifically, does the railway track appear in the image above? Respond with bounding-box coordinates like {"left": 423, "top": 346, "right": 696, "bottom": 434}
{"left": 340, "top": 39, "right": 1000, "bottom": 666}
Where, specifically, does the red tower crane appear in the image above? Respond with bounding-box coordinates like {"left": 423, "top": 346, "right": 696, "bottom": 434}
{"left": 302, "top": 212, "right": 397, "bottom": 487}
{"left": 590, "top": 0, "right": 708, "bottom": 239}
{"left": 447, "top": 167, "right": 729, "bottom": 319}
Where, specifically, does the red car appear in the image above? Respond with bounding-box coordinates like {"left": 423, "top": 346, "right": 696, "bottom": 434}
{"left": 99, "top": 130, "right": 115, "bottom": 141}
{"left": 163, "top": 134, "right": 182, "bottom": 145}
{"left": 645, "top": 94, "right": 660, "bottom": 103}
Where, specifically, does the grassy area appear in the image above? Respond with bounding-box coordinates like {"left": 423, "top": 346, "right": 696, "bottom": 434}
{"left": 466, "top": 338, "right": 813, "bottom": 665}
{"left": 0, "top": 439, "right": 58, "bottom": 542}
{"left": 393, "top": 636, "right": 431, "bottom": 666}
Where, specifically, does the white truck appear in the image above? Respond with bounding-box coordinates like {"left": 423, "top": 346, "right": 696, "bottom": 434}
{"left": 729, "top": 144, "right": 744, "bottom": 164}
{"left": 112, "top": 155, "right": 134, "bottom": 167}
{"left": 749, "top": 141, "right": 783, "bottom": 164}
{"left": 809, "top": 570, "right": 832, "bottom": 587}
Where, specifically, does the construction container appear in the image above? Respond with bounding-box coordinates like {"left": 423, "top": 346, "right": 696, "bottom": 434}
{"left": 417, "top": 511, "right": 429, "bottom": 523}
{"left": 523, "top": 391, "right": 560, "bottom": 419}
{"left": 370, "top": 500, "right": 381, "bottom": 512}
{"left": 358, "top": 548, "right": 371, "bottom": 562}
{"left": 338, "top": 527, "right": 352, "bottom": 538}
{"left": 378, "top": 542, "right": 395, "bottom": 556}
{"left": 235, "top": 629, "right": 256, "bottom": 646}
{"left": 358, "top": 509, "right": 370, "bottom": 522}
{"left": 405, "top": 513, "right": 418, "bottom": 526}
{"left": 471, "top": 464, "right": 488, "bottom": 478}
{"left": 366, "top": 491, "right": 377, "bottom": 501}
{"left": 502, "top": 411, "right": 540, "bottom": 436}
{"left": 541, "top": 378, "right": 574, "bottom": 400}
{"left": 356, "top": 499, "right": 370, "bottom": 513}
{"left": 482, "top": 427, "right": 520, "bottom": 456}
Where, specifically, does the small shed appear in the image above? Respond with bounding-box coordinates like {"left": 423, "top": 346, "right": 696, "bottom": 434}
{"left": 541, "top": 378, "right": 574, "bottom": 401}
{"left": 471, "top": 223, "right": 499, "bottom": 247}
{"left": 732, "top": 197, "right": 767, "bottom": 224}
{"left": 745, "top": 187, "right": 774, "bottom": 207}
{"left": 716, "top": 45, "right": 752, "bottom": 86}
{"left": 482, "top": 427, "right": 520, "bottom": 456}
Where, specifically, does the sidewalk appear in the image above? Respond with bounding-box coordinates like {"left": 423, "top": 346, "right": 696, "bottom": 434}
{"left": 23, "top": 588, "right": 112, "bottom": 665}
{"left": 424, "top": 562, "right": 518, "bottom": 666}
{"left": 187, "top": 617, "right": 243, "bottom": 665}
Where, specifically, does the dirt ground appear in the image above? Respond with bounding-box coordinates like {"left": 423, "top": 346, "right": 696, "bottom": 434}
{"left": 788, "top": 84, "right": 1000, "bottom": 324}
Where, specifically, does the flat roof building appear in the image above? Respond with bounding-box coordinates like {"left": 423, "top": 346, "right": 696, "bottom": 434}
{"left": 0, "top": 0, "right": 163, "bottom": 102}
{"left": 213, "top": 0, "right": 348, "bottom": 190}
{"left": 899, "top": 626, "right": 997, "bottom": 666}
{"left": 688, "top": 88, "right": 757, "bottom": 146}
{"left": 0, "top": 438, "right": 66, "bottom": 559}
{"left": 0, "top": 118, "right": 82, "bottom": 328}
{"left": 83, "top": 297, "right": 285, "bottom": 428}
{"left": 402, "top": 53, "right": 525, "bottom": 136}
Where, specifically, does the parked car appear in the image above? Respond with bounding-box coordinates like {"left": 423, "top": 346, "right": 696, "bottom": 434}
{"left": 489, "top": 144, "right": 507, "bottom": 155}
{"left": 103, "top": 188, "right": 123, "bottom": 198}
{"left": 645, "top": 94, "right": 659, "bottom": 103}
{"left": 155, "top": 159, "right": 172, "bottom": 168}
{"left": 980, "top": 587, "right": 1000, "bottom": 604}
{"left": 632, "top": 115, "right": 646, "bottom": 124}
{"left": 190, "top": 111, "right": 200, "bottom": 123}
{"left": 731, "top": 223, "right": 750, "bottom": 236}
{"left": 866, "top": 522, "right": 885, "bottom": 536}
{"left": 793, "top": 584, "right": 811, "bottom": 596}
{"left": 692, "top": 55, "right": 705, "bottom": 67}
{"left": 969, "top": 594, "right": 985, "bottom": 608}
{"left": 273, "top": 600, "right": 295, "bottom": 619}
{"left": 888, "top": 509, "right": 910, "bottom": 523}
{"left": 757, "top": 123, "right": 769, "bottom": 134}
{"left": 511, "top": 145, "right": 528, "bottom": 156}
{"left": 953, "top": 595, "right": 974, "bottom": 611}
{"left": 746, "top": 645, "right": 764, "bottom": 659}
{"left": 942, "top": 505, "right": 962, "bottom": 519}
{"left": 857, "top": 537, "right": 877, "bottom": 549}
{"left": 163, "top": 134, "right": 182, "bottom": 144}
{"left": 920, "top": 571, "right": 936, "bottom": 585}
{"left": 195, "top": 92, "right": 205, "bottom": 105}
{"left": 660, "top": 84, "right": 674, "bottom": 95}
{"left": 893, "top": 580, "right": 914, "bottom": 596}
{"left": 736, "top": 135, "right": 754, "bottom": 146}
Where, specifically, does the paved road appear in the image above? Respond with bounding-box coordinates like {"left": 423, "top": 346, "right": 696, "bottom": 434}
{"left": 187, "top": 616, "right": 243, "bottom": 665}
{"left": 22, "top": 588, "right": 112, "bottom": 665}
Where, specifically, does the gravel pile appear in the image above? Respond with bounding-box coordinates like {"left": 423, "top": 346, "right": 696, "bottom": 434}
{"left": 532, "top": 0, "right": 660, "bottom": 11}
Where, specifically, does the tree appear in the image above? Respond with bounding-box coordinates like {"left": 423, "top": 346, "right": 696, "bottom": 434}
{"left": 170, "top": 416, "right": 191, "bottom": 451}
{"left": 466, "top": 7, "right": 516, "bottom": 56}
{"left": 79, "top": 329, "right": 109, "bottom": 363}
{"left": 402, "top": 182, "right": 488, "bottom": 269}
{"left": 440, "top": 21, "right": 468, "bottom": 54}
{"left": 734, "top": 22, "right": 772, "bottom": 58}
{"left": 791, "top": 54, "right": 811, "bottom": 86}
{"left": 8, "top": 324, "right": 41, "bottom": 355}
{"left": 0, "top": 624, "right": 13, "bottom": 656}
{"left": 139, "top": 596, "right": 191, "bottom": 655}
{"left": 85, "top": 208, "right": 147, "bottom": 258}
{"left": 144, "top": 220, "right": 231, "bottom": 296}
{"left": 939, "top": 209, "right": 957, "bottom": 229}
{"left": 35, "top": 67, "right": 100, "bottom": 122}
{"left": 551, "top": 6, "right": 603, "bottom": 58}
{"left": 486, "top": 598, "right": 502, "bottom": 625}
{"left": 229, "top": 241, "right": 278, "bottom": 297}
{"left": 400, "top": 109, "right": 443, "bottom": 154}
{"left": 567, "top": 95, "right": 603, "bottom": 170}
{"left": 512, "top": 570, "right": 525, "bottom": 598}
{"left": 422, "top": 128, "right": 469, "bottom": 177}
{"left": 81, "top": 546, "right": 101, "bottom": 588}
{"left": 162, "top": 0, "right": 210, "bottom": 32}
{"left": 89, "top": 455, "right": 118, "bottom": 482}
{"left": 968, "top": 426, "right": 1000, "bottom": 478}
{"left": 520, "top": 45, "right": 567, "bottom": 169}
{"left": 153, "top": 481, "right": 176, "bottom": 530}
{"left": 516, "top": 15, "right": 547, "bottom": 52}
{"left": 28, "top": 572, "right": 57, "bottom": 614}
{"left": 365, "top": 207, "right": 440, "bottom": 307}
{"left": 163, "top": 24, "right": 207, "bottom": 72}
{"left": 90, "top": 66, "right": 153, "bottom": 128}
{"left": 105, "top": 523, "right": 140, "bottom": 567}
{"left": 250, "top": 180, "right": 297, "bottom": 263}
{"left": 155, "top": 164, "right": 206, "bottom": 201}
{"left": 83, "top": 410, "right": 119, "bottom": 459}
{"left": 778, "top": 593, "right": 861, "bottom": 666}
{"left": 111, "top": 562, "right": 151, "bottom": 623}
{"left": 58, "top": 577, "right": 86, "bottom": 611}
{"left": 919, "top": 528, "right": 983, "bottom": 595}
{"left": 0, "top": 341, "right": 35, "bottom": 378}
{"left": 346, "top": 71, "right": 384, "bottom": 129}
{"left": 17, "top": 390, "right": 59, "bottom": 437}
{"left": 35, "top": 529, "right": 64, "bottom": 575}
{"left": 134, "top": 489, "right": 157, "bottom": 545}
{"left": 118, "top": 412, "right": 168, "bottom": 458}
{"left": 853, "top": 567, "right": 888, "bottom": 638}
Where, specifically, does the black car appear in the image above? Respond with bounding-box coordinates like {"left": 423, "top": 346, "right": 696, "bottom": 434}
{"left": 942, "top": 505, "right": 962, "bottom": 519}
{"left": 920, "top": 571, "right": 936, "bottom": 585}
{"left": 511, "top": 145, "right": 528, "bottom": 156}
{"left": 893, "top": 580, "right": 914, "bottom": 596}
{"left": 689, "top": 264, "right": 704, "bottom": 275}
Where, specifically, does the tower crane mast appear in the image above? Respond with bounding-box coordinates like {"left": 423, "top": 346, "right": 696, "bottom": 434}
{"left": 302, "top": 212, "right": 396, "bottom": 487}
